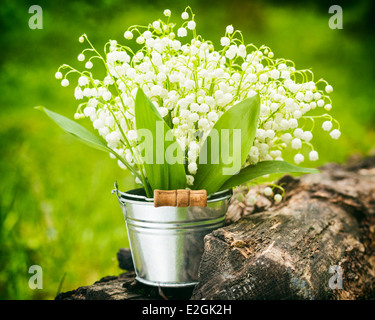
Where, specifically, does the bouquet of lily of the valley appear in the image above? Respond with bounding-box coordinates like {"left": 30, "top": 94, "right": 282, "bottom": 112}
{"left": 38, "top": 7, "right": 340, "bottom": 200}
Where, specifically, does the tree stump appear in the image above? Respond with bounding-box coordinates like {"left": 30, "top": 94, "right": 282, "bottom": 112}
{"left": 56, "top": 156, "right": 375, "bottom": 300}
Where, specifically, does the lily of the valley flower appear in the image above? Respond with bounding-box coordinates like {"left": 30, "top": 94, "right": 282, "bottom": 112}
{"left": 55, "top": 7, "right": 340, "bottom": 194}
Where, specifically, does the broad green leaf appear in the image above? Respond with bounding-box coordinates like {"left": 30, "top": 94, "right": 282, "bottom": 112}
{"left": 36, "top": 106, "right": 110, "bottom": 153}
{"left": 36, "top": 106, "right": 147, "bottom": 188}
{"left": 193, "top": 94, "right": 261, "bottom": 195}
{"left": 218, "top": 160, "right": 319, "bottom": 191}
{"left": 135, "top": 88, "right": 186, "bottom": 191}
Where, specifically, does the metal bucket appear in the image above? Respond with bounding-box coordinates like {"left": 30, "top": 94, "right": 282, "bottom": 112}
{"left": 112, "top": 184, "right": 232, "bottom": 287}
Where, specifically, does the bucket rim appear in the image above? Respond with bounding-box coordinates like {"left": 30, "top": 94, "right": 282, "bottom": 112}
{"left": 112, "top": 184, "right": 232, "bottom": 205}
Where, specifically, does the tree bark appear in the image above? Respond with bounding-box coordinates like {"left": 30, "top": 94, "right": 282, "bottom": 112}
{"left": 192, "top": 157, "right": 375, "bottom": 300}
{"left": 56, "top": 156, "right": 375, "bottom": 300}
{"left": 55, "top": 271, "right": 194, "bottom": 300}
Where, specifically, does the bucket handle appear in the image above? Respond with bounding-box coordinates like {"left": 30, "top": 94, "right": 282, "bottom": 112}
{"left": 111, "top": 181, "right": 127, "bottom": 207}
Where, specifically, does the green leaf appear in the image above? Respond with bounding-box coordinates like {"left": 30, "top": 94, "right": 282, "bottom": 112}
{"left": 36, "top": 106, "right": 110, "bottom": 153}
{"left": 37, "top": 106, "right": 150, "bottom": 196}
{"left": 193, "top": 94, "right": 261, "bottom": 195}
{"left": 134, "top": 88, "right": 186, "bottom": 191}
{"left": 219, "top": 160, "right": 319, "bottom": 191}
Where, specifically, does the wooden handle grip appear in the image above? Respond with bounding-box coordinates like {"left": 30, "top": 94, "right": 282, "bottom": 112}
{"left": 189, "top": 190, "right": 207, "bottom": 207}
{"left": 154, "top": 189, "right": 207, "bottom": 207}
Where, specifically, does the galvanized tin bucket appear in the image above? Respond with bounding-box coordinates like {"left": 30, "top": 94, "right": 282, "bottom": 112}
{"left": 112, "top": 184, "right": 232, "bottom": 287}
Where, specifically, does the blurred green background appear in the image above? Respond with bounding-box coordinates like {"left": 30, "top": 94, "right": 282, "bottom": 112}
{"left": 0, "top": 0, "right": 374, "bottom": 299}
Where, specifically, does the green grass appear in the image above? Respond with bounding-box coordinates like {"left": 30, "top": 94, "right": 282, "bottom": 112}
{"left": 1, "top": 0, "right": 374, "bottom": 299}
{"left": 0, "top": 108, "right": 135, "bottom": 299}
